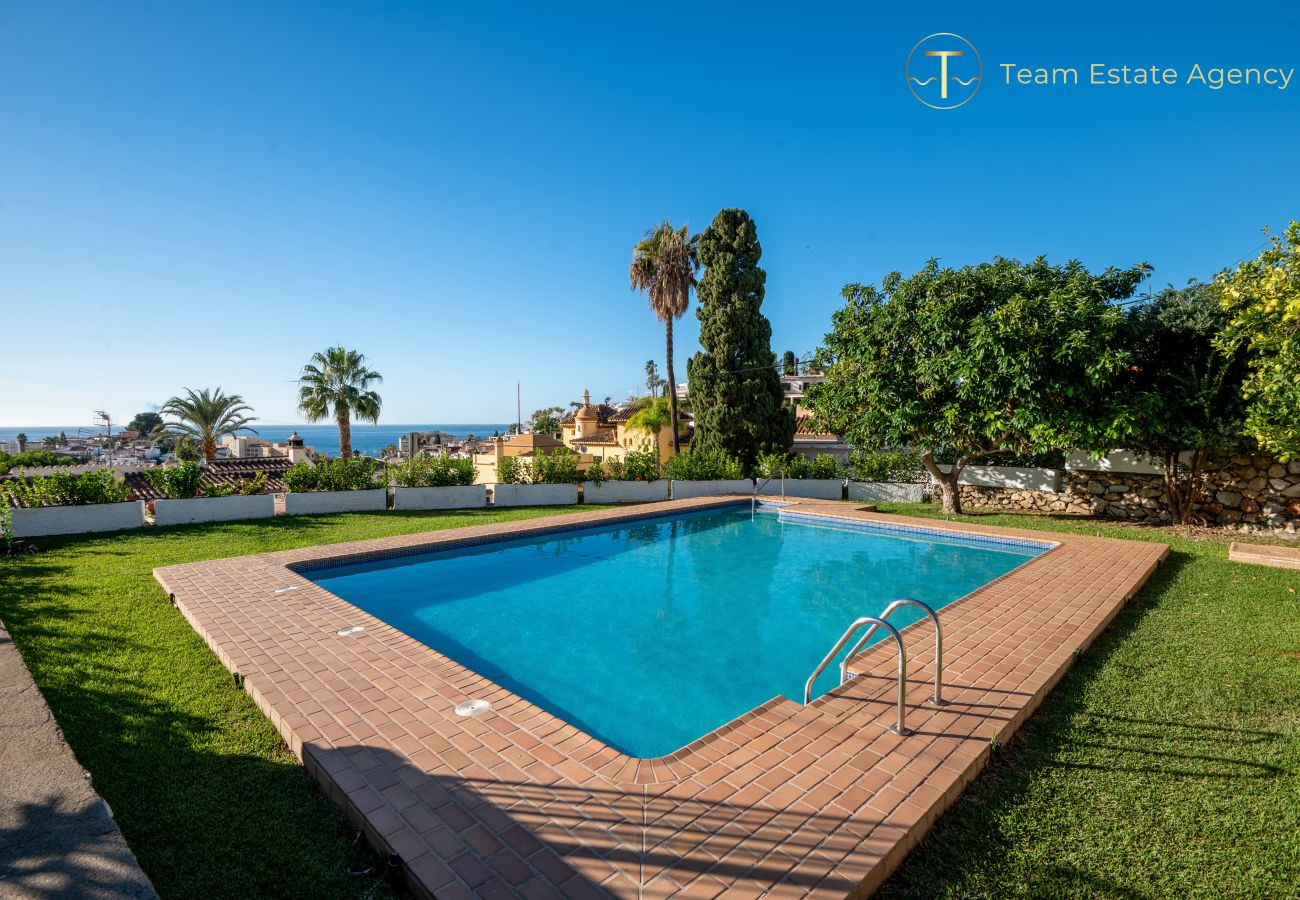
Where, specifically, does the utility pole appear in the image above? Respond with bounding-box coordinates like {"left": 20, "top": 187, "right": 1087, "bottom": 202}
{"left": 516, "top": 381, "right": 522, "bottom": 435}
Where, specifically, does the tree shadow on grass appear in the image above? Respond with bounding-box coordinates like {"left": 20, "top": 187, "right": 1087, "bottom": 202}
{"left": 877, "top": 548, "right": 1291, "bottom": 898}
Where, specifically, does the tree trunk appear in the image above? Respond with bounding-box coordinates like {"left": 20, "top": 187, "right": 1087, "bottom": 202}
{"left": 666, "top": 318, "right": 679, "bottom": 455}
{"left": 203, "top": 432, "right": 217, "bottom": 462}
{"left": 1163, "top": 448, "right": 1206, "bottom": 526}
{"left": 338, "top": 415, "right": 352, "bottom": 458}
{"left": 920, "top": 449, "right": 964, "bottom": 515}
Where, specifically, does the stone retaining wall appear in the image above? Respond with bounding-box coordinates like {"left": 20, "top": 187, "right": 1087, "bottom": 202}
{"left": 956, "top": 453, "right": 1300, "bottom": 530}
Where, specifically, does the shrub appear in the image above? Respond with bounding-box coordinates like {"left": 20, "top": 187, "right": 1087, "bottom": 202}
{"left": 755, "top": 452, "right": 843, "bottom": 480}
{"left": 663, "top": 449, "right": 745, "bottom": 481}
{"left": 1, "top": 469, "right": 131, "bottom": 507}
{"left": 143, "top": 462, "right": 206, "bottom": 499}
{"left": 585, "top": 448, "right": 660, "bottom": 484}
{"left": 392, "top": 455, "right": 475, "bottom": 488}
{"left": 283, "top": 458, "right": 380, "bottom": 492}
{"left": 799, "top": 454, "right": 844, "bottom": 479}
{"left": 531, "top": 448, "right": 581, "bottom": 484}
{"left": 496, "top": 457, "right": 524, "bottom": 484}
{"left": 848, "top": 448, "right": 925, "bottom": 483}
{"left": 203, "top": 483, "right": 235, "bottom": 498}
{"left": 620, "top": 448, "right": 660, "bottom": 482}
{"left": 239, "top": 472, "right": 269, "bottom": 495}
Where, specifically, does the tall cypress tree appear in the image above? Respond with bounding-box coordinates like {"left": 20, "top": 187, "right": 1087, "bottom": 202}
{"left": 687, "top": 208, "right": 795, "bottom": 472}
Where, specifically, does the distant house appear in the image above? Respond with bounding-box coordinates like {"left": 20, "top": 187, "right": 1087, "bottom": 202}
{"left": 472, "top": 432, "right": 576, "bottom": 484}
{"left": 780, "top": 373, "right": 826, "bottom": 402}
{"left": 780, "top": 374, "right": 850, "bottom": 461}
{"left": 559, "top": 390, "right": 690, "bottom": 462}
{"left": 221, "top": 432, "right": 313, "bottom": 464}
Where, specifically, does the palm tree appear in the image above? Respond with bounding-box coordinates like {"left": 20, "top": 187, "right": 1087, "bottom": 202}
{"left": 297, "top": 346, "right": 383, "bottom": 458}
{"left": 161, "top": 387, "right": 258, "bottom": 461}
{"left": 625, "top": 397, "right": 675, "bottom": 465}
{"left": 631, "top": 221, "right": 699, "bottom": 455}
{"left": 15, "top": 433, "right": 26, "bottom": 453}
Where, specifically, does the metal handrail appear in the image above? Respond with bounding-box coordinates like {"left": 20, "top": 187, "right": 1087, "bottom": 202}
{"left": 751, "top": 470, "right": 785, "bottom": 518}
{"left": 840, "top": 599, "right": 945, "bottom": 706}
{"left": 804, "top": 615, "right": 911, "bottom": 735}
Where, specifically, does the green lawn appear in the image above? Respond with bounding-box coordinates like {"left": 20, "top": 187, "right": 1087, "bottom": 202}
{"left": 0, "top": 507, "right": 600, "bottom": 899}
{"left": 1, "top": 504, "right": 1297, "bottom": 898}
{"left": 873, "top": 503, "right": 1300, "bottom": 899}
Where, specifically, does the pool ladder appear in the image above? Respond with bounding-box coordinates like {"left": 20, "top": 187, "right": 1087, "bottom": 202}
{"left": 751, "top": 470, "right": 785, "bottom": 518}
{"left": 803, "top": 599, "right": 945, "bottom": 736}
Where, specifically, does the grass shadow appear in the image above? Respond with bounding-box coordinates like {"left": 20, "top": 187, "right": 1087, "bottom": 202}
{"left": 878, "top": 544, "right": 1296, "bottom": 897}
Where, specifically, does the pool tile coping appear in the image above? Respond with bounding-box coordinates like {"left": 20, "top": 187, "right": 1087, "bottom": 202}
{"left": 154, "top": 497, "right": 1169, "bottom": 898}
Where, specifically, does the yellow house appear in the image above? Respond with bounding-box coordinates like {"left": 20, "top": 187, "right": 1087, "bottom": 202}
{"left": 471, "top": 433, "right": 586, "bottom": 484}
{"left": 559, "top": 390, "right": 689, "bottom": 462}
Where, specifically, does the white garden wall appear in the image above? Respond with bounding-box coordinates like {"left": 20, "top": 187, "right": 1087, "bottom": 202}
{"left": 756, "top": 479, "right": 844, "bottom": 500}
{"left": 670, "top": 479, "right": 754, "bottom": 499}
{"left": 1064, "top": 449, "right": 1171, "bottom": 475}
{"left": 847, "top": 482, "right": 927, "bottom": 503}
{"left": 8, "top": 501, "right": 145, "bottom": 538}
{"left": 283, "top": 489, "right": 388, "bottom": 515}
{"left": 582, "top": 481, "right": 669, "bottom": 504}
{"left": 392, "top": 485, "right": 486, "bottom": 510}
{"left": 154, "top": 494, "right": 275, "bottom": 526}
{"left": 937, "top": 464, "right": 1061, "bottom": 493}
{"left": 491, "top": 483, "right": 578, "bottom": 507}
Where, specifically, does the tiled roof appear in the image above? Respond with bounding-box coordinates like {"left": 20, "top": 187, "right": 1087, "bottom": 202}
{"left": 124, "top": 457, "right": 296, "bottom": 501}
{"left": 572, "top": 429, "right": 617, "bottom": 446}
{"left": 609, "top": 398, "right": 692, "bottom": 424}
{"left": 794, "top": 415, "right": 839, "bottom": 439}
{"left": 559, "top": 404, "right": 617, "bottom": 426}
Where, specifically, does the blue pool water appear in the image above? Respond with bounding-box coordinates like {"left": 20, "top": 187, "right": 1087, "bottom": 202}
{"left": 307, "top": 507, "right": 1047, "bottom": 758}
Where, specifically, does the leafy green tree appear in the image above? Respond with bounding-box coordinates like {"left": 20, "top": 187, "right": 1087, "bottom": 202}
{"left": 687, "top": 209, "right": 794, "bottom": 472}
{"left": 127, "top": 411, "right": 163, "bottom": 435}
{"left": 297, "top": 346, "right": 383, "bottom": 458}
{"left": 631, "top": 221, "right": 699, "bottom": 454}
{"left": 1126, "top": 282, "right": 1250, "bottom": 524}
{"left": 161, "top": 387, "right": 257, "bottom": 461}
{"left": 529, "top": 407, "right": 564, "bottom": 437}
{"left": 172, "top": 436, "right": 201, "bottom": 462}
{"left": 805, "top": 257, "right": 1148, "bottom": 514}
{"left": 782, "top": 350, "right": 798, "bottom": 376}
{"left": 1217, "top": 221, "right": 1300, "bottom": 460}
{"left": 625, "top": 397, "right": 674, "bottom": 464}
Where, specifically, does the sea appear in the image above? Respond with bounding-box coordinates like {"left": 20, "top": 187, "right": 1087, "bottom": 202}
{"left": 0, "top": 424, "right": 512, "bottom": 458}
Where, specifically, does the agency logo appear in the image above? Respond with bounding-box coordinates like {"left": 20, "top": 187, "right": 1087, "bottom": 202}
{"left": 906, "top": 33, "right": 982, "bottom": 109}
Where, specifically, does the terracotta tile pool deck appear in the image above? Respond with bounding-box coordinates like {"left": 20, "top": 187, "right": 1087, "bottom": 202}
{"left": 154, "top": 498, "right": 1169, "bottom": 899}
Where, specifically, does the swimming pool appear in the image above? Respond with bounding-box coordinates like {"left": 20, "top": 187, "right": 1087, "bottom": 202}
{"left": 306, "top": 505, "right": 1048, "bottom": 758}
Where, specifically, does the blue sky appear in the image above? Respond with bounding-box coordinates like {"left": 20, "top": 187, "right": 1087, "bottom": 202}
{"left": 1, "top": 2, "right": 1297, "bottom": 426}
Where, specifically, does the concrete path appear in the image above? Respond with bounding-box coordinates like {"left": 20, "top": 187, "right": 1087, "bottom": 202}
{"left": 0, "top": 620, "right": 157, "bottom": 900}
